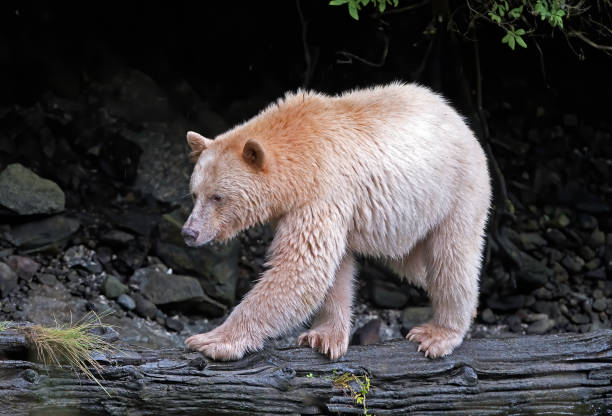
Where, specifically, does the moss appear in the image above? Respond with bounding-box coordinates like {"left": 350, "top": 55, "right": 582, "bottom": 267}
{"left": 330, "top": 370, "right": 373, "bottom": 416}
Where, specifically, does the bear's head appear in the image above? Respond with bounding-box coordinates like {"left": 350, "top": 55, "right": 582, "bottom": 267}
{"left": 181, "top": 131, "right": 271, "bottom": 247}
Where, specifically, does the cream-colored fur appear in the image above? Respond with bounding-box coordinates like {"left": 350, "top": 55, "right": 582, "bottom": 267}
{"left": 183, "top": 82, "right": 491, "bottom": 360}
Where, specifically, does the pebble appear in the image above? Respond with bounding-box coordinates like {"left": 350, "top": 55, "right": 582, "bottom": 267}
{"left": 585, "top": 268, "right": 606, "bottom": 280}
{"left": 527, "top": 318, "right": 555, "bottom": 335}
{"left": 37, "top": 274, "right": 57, "bottom": 286}
{"left": 588, "top": 229, "right": 605, "bottom": 248}
{"left": 117, "top": 294, "right": 136, "bottom": 310}
{"left": 481, "top": 308, "right": 496, "bottom": 324}
{"left": 592, "top": 298, "right": 607, "bottom": 312}
{"left": 165, "top": 317, "right": 184, "bottom": 332}
{"left": 577, "top": 214, "right": 598, "bottom": 230}
{"left": 351, "top": 319, "right": 382, "bottom": 345}
{"left": 562, "top": 255, "right": 584, "bottom": 273}
{"left": 103, "top": 275, "right": 127, "bottom": 299}
{"left": 570, "top": 313, "right": 590, "bottom": 325}
{"left": 545, "top": 228, "right": 567, "bottom": 246}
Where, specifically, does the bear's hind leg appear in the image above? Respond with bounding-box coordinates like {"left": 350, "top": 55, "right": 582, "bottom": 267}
{"left": 297, "top": 254, "right": 355, "bottom": 360}
{"left": 407, "top": 215, "right": 485, "bottom": 358}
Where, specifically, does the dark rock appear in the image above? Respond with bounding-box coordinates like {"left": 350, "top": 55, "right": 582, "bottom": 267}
{"left": 519, "top": 232, "right": 547, "bottom": 251}
{"left": 487, "top": 294, "right": 525, "bottom": 311}
{"left": 585, "top": 268, "right": 606, "bottom": 280}
{"left": 498, "top": 228, "right": 551, "bottom": 288}
{"left": 0, "top": 262, "right": 18, "bottom": 297}
{"left": 481, "top": 308, "right": 496, "bottom": 324}
{"left": 117, "top": 294, "right": 136, "bottom": 311}
{"left": 156, "top": 208, "right": 240, "bottom": 305}
{"left": 533, "top": 300, "right": 559, "bottom": 318}
{"left": 5, "top": 255, "right": 39, "bottom": 280}
{"left": 6, "top": 216, "right": 80, "bottom": 251}
{"left": 37, "top": 273, "right": 57, "bottom": 286}
{"left": 544, "top": 228, "right": 567, "bottom": 247}
{"left": 0, "top": 163, "right": 65, "bottom": 215}
{"left": 577, "top": 214, "right": 598, "bottom": 230}
{"left": 130, "top": 266, "right": 226, "bottom": 317}
{"left": 562, "top": 255, "right": 584, "bottom": 273}
{"left": 401, "top": 306, "right": 432, "bottom": 329}
{"left": 113, "top": 211, "right": 159, "bottom": 237}
{"left": 63, "top": 245, "right": 103, "bottom": 274}
{"left": 165, "top": 317, "right": 184, "bottom": 332}
{"left": 370, "top": 279, "right": 408, "bottom": 309}
{"left": 554, "top": 213, "right": 571, "bottom": 228}
{"left": 350, "top": 319, "right": 381, "bottom": 346}
{"left": 103, "top": 275, "right": 127, "bottom": 299}
{"left": 551, "top": 262, "right": 569, "bottom": 282}
{"left": 563, "top": 113, "right": 578, "bottom": 127}
{"left": 577, "top": 246, "right": 595, "bottom": 261}
{"left": 593, "top": 299, "right": 607, "bottom": 312}
{"left": 506, "top": 315, "right": 523, "bottom": 333}
{"left": 584, "top": 258, "right": 601, "bottom": 271}
{"left": 133, "top": 293, "right": 157, "bottom": 319}
{"left": 588, "top": 229, "right": 606, "bottom": 248}
{"left": 98, "top": 135, "right": 142, "bottom": 184}
{"left": 570, "top": 313, "right": 590, "bottom": 325}
{"left": 526, "top": 318, "right": 555, "bottom": 335}
{"left": 100, "top": 230, "right": 135, "bottom": 248}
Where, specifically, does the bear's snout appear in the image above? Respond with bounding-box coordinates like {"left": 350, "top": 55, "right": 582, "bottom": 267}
{"left": 181, "top": 227, "right": 199, "bottom": 246}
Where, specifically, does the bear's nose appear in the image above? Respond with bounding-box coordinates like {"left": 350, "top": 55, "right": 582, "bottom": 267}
{"left": 181, "top": 227, "right": 199, "bottom": 245}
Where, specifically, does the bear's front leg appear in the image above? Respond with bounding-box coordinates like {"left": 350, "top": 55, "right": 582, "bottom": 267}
{"left": 186, "top": 205, "right": 348, "bottom": 361}
{"left": 297, "top": 254, "right": 355, "bottom": 360}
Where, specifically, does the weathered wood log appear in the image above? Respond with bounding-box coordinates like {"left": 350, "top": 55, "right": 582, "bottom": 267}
{"left": 0, "top": 329, "right": 610, "bottom": 415}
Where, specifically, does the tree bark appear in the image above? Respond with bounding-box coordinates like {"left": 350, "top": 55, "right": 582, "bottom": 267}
{"left": 0, "top": 329, "right": 610, "bottom": 415}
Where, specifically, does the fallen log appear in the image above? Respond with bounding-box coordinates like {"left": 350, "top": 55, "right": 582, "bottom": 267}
{"left": 0, "top": 328, "right": 610, "bottom": 415}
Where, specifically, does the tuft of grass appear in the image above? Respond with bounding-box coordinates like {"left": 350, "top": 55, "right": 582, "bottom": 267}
{"left": 0, "top": 321, "right": 9, "bottom": 332}
{"left": 23, "top": 311, "right": 118, "bottom": 395}
{"left": 331, "top": 370, "right": 373, "bottom": 416}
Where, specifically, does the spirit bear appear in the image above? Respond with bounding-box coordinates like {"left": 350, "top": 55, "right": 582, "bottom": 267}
{"left": 182, "top": 83, "right": 491, "bottom": 360}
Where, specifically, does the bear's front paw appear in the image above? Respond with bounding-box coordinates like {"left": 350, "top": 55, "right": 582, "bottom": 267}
{"left": 406, "top": 322, "right": 463, "bottom": 359}
{"left": 185, "top": 327, "right": 260, "bottom": 361}
{"left": 297, "top": 327, "right": 349, "bottom": 360}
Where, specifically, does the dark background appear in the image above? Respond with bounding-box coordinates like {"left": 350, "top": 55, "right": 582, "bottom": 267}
{"left": 0, "top": 1, "right": 611, "bottom": 347}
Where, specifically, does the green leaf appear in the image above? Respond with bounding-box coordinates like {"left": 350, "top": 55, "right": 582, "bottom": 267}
{"left": 516, "top": 35, "right": 527, "bottom": 48}
{"left": 509, "top": 5, "right": 523, "bottom": 18}
{"left": 515, "top": 28, "right": 526, "bottom": 35}
{"left": 329, "top": 0, "right": 349, "bottom": 5}
{"left": 348, "top": 1, "right": 359, "bottom": 19}
{"left": 489, "top": 13, "right": 502, "bottom": 23}
{"left": 502, "top": 32, "right": 516, "bottom": 50}
{"left": 378, "top": 1, "right": 386, "bottom": 12}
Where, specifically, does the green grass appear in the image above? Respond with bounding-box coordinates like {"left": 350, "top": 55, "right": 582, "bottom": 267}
{"left": 331, "top": 371, "right": 373, "bottom": 416}
{"left": 22, "top": 311, "right": 118, "bottom": 395}
{"left": 0, "top": 321, "right": 9, "bottom": 332}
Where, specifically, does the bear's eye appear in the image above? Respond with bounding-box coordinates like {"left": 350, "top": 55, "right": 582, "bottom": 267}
{"left": 211, "top": 194, "right": 223, "bottom": 202}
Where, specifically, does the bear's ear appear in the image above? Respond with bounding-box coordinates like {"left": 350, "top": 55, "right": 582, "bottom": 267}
{"left": 242, "top": 139, "right": 266, "bottom": 170}
{"left": 186, "top": 131, "right": 212, "bottom": 161}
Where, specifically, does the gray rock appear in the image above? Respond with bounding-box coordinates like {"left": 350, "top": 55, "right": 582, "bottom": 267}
{"left": 37, "top": 273, "right": 58, "bottom": 286}
{"left": 0, "top": 163, "right": 65, "bottom": 215}
{"left": 0, "top": 262, "right": 18, "bottom": 297}
{"left": 100, "top": 230, "right": 135, "bottom": 247}
{"left": 401, "top": 306, "right": 433, "bottom": 329}
{"left": 5, "top": 255, "right": 39, "bottom": 280}
{"left": 64, "top": 245, "right": 103, "bottom": 273}
{"left": 156, "top": 208, "right": 240, "bottom": 306}
{"left": 350, "top": 319, "right": 381, "bottom": 346}
{"left": 519, "top": 232, "right": 547, "bottom": 250}
{"left": 499, "top": 228, "right": 552, "bottom": 288}
{"left": 131, "top": 267, "right": 226, "bottom": 317}
{"left": 544, "top": 228, "right": 567, "bottom": 247}
{"left": 562, "top": 255, "right": 584, "bottom": 273}
{"left": 6, "top": 215, "right": 80, "bottom": 251}
{"left": 103, "top": 275, "right": 127, "bottom": 299}
{"left": 570, "top": 313, "right": 590, "bottom": 325}
{"left": 526, "top": 318, "right": 555, "bottom": 335}
{"left": 133, "top": 293, "right": 158, "bottom": 319}
{"left": 165, "top": 317, "right": 184, "bottom": 332}
{"left": 481, "top": 308, "right": 496, "bottom": 324}
{"left": 555, "top": 213, "right": 571, "bottom": 228}
{"left": 588, "top": 229, "right": 605, "bottom": 248}
{"left": 593, "top": 298, "right": 607, "bottom": 312}
{"left": 117, "top": 294, "right": 136, "bottom": 311}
